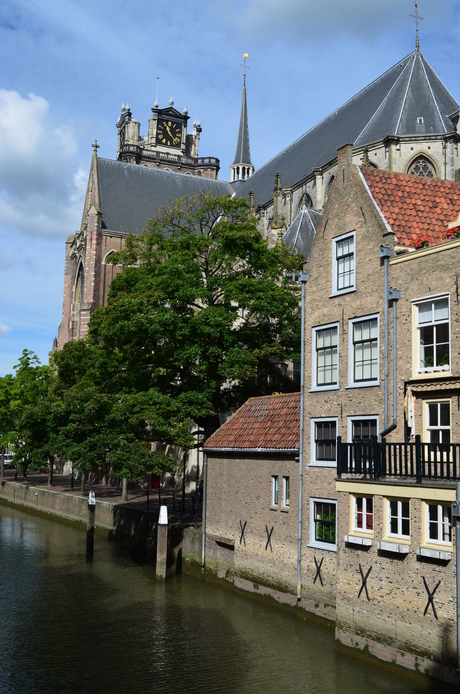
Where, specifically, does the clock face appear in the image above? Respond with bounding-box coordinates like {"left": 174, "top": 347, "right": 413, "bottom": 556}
{"left": 157, "top": 120, "right": 182, "bottom": 148}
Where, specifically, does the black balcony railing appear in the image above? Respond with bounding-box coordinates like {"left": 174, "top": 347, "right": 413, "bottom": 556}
{"left": 337, "top": 435, "right": 460, "bottom": 483}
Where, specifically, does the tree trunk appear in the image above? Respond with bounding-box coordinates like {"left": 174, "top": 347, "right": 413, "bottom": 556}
{"left": 48, "top": 458, "right": 53, "bottom": 487}
{"left": 81, "top": 470, "right": 85, "bottom": 493}
{"left": 121, "top": 477, "right": 128, "bottom": 502}
{"left": 0, "top": 447, "right": 4, "bottom": 479}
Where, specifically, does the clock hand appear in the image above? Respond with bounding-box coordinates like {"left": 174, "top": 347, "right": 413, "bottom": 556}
{"left": 166, "top": 125, "right": 173, "bottom": 138}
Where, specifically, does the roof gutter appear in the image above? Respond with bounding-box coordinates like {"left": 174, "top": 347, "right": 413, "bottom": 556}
{"left": 203, "top": 447, "right": 299, "bottom": 455}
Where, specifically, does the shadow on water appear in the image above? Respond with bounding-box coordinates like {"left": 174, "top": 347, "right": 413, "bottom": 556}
{"left": 0, "top": 504, "right": 457, "bottom": 694}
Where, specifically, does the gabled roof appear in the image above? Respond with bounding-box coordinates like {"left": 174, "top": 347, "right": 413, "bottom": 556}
{"left": 360, "top": 167, "right": 460, "bottom": 247}
{"left": 97, "top": 159, "right": 233, "bottom": 234}
{"left": 204, "top": 392, "right": 300, "bottom": 452}
{"left": 232, "top": 82, "right": 252, "bottom": 166}
{"left": 283, "top": 205, "right": 322, "bottom": 259}
{"left": 236, "top": 51, "right": 459, "bottom": 206}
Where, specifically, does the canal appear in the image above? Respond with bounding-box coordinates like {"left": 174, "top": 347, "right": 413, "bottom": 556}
{"left": 0, "top": 503, "right": 454, "bottom": 693}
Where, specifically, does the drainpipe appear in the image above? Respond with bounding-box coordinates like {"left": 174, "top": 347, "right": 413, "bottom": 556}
{"left": 452, "top": 483, "right": 460, "bottom": 669}
{"left": 201, "top": 452, "right": 208, "bottom": 572}
{"left": 297, "top": 271, "right": 309, "bottom": 601}
{"left": 380, "top": 245, "right": 392, "bottom": 432}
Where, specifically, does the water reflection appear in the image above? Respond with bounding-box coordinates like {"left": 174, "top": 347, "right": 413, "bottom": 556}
{"left": 0, "top": 504, "right": 454, "bottom": 693}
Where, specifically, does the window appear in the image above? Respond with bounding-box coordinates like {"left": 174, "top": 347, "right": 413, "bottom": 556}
{"left": 283, "top": 477, "right": 290, "bottom": 508}
{"left": 354, "top": 496, "right": 373, "bottom": 532}
{"left": 349, "top": 418, "right": 378, "bottom": 441}
{"left": 332, "top": 232, "right": 356, "bottom": 295}
{"left": 310, "top": 419, "right": 338, "bottom": 466}
{"left": 408, "top": 156, "right": 435, "bottom": 179}
{"left": 416, "top": 297, "right": 450, "bottom": 373}
{"left": 272, "top": 476, "right": 279, "bottom": 506}
{"left": 426, "top": 503, "right": 452, "bottom": 545}
{"left": 388, "top": 499, "right": 410, "bottom": 539}
{"left": 310, "top": 499, "right": 337, "bottom": 550}
{"left": 348, "top": 315, "right": 379, "bottom": 386}
{"left": 426, "top": 401, "right": 450, "bottom": 445}
{"left": 311, "top": 324, "right": 339, "bottom": 390}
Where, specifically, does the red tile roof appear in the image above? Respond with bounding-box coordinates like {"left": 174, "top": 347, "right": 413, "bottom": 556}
{"left": 361, "top": 167, "right": 460, "bottom": 247}
{"left": 204, "top": 392, "right": 300, "bottom": 451}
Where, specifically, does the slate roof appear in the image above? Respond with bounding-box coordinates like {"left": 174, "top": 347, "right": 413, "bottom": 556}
{"left": 283, "top": 206, "right": 322, "bottom": 259}
{"left": 232, "top": 82, "right": 252, "bottom": 166}
{"left": 204, "top": 392, "right": 300, "bottom": 451}
{"left": 98, "top": 158, "right": 233, "bottom": 234}
{"left": 236, "top": 51, "right": 459, "bottom": 206}
{"left": 361, "top": 166, "right": 460, "bottom": 247}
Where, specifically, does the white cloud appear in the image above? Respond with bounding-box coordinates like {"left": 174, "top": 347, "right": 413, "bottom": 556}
{"left": 0, "top": 90, "right": 85, "bottom": 237}
{"left": 0, "top": 323, "right": 12, "bottom": 336}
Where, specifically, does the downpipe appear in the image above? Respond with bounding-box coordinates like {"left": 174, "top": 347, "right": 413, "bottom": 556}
{"left": 201, "top": 452, "right": 208, "bottom": 572}
{"left": 379, "top": 245, "right": 400, "bottom": 440}
{"left": 297, "top": 271, "right": 309, "bottom": 601}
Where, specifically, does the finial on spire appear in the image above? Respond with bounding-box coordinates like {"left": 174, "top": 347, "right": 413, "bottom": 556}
{"left": 92, "top": 140, "right": 100, "bottom": 153}
{"left": 241, "top": 52, "right": 249, "bottom": 87}
{"left": 410, "top": 1, "right": 424, "bottom": 51}
{"left": 154, "top": 75, "right": 159, "bottom": 108}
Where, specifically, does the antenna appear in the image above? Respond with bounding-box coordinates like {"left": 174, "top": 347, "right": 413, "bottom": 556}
{"left": 154, "top": 75, "right": 159, "bottom": 108}
{"left": 410, "top": 1, "right": 424, "bottom": 50}
{"left": 241, "top": 52, "right": 249, "bottom": 86}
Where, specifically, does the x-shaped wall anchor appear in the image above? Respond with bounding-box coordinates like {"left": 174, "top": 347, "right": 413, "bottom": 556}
{"left": 313, "top": 556, "right": 324, "bottom": 586}
{"left": 265, "top": 525, "right": 274, "bottom": 552}
{"left": 423, "top": 576, "right": 441, "bottom": 620}
{"left": 239, "top": 520, "right": 247, "bottom": 546}
{"left": 358, "top": 564, "right": 372, "bottom": 601}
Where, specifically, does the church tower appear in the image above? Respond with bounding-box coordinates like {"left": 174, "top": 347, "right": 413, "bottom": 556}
{"left": 230, "top": 55, "right": 254, "bottom": 183}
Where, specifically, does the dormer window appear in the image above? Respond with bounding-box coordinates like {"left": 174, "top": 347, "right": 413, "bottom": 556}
{"left": 417, "top": 117, "right": 424, "bottom": 124}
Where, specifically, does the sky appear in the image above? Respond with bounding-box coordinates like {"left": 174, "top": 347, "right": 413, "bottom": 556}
{"left": 0, "top": 0, "right": 460, "bottom": 375}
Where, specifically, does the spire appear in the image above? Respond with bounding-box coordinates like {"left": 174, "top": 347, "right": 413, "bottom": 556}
{"left": 230, "top": 53, "right": 254, "bottom": 183}
{"left": 410, "top": 1, "right": 424, "bottom": 51}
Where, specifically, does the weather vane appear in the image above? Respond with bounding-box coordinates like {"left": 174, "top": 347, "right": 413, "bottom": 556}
{"left": 410, "top": 1, "right": 424, "bottom": 51}
{"left": 241, "top": 52, "right": 249, "bottom": 86}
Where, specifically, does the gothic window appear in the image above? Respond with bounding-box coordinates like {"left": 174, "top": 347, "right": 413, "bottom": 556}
{"left": 408, "top": 156, "right": 435, "bottom": 179}
{"left": 297, "top": 193, "right": 313, "bottom": 212}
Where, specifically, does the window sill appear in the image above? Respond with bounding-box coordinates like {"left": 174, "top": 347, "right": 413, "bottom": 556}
{"left": 269, "top": 506, "right": 278, "bottom": 512}
{"left": 410, "top": 371, "right": 452, "bottom": 380}
{"left": 378, "top": 540, "right": 409, "bottom": 554}
{"left": 280, "top": 507, "right": 289, "bottom": 513}
{"left": 329, "top": 288, "right": 356, "bottom": 299}
{"left": 417, "top": 547, "right": 452, "bottom": 561}
{"left": 346, "top": 382, "right": 380, "bottom": 389}
{"left": 307, "top": 542, "right": 337, "bottom": 553}
{"left": 344, "top": 534, "right": 373, "bottom": 547}
{"left": 308, "top": 462, "right": 337, "bottom": 468}
{"left": 309, "top": 386, "right": 340, "bottom": 393}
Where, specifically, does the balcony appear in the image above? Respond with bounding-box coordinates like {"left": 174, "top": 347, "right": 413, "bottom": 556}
{"left": 337, "top": 435, "right": 460, "bottom": 483}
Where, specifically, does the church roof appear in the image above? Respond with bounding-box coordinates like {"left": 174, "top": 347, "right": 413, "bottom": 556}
{"left": 360, "top": 166, "right": 460, "bottom": 247}
{"left": 282, "top": 205, "right": 322, "bottom": 259}
{"left": 98, "top": 158, "right": 233, "bottom": 234}
{"left": 232, "top": 81, "right": 252, "bottom": 166}
{"left": 236, "top": 51, "right": 459, "bottom": 206}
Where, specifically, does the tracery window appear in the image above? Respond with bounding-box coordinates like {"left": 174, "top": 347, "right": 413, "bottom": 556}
{"left": 408, "top": 156, "right": 435, "bottom": 179}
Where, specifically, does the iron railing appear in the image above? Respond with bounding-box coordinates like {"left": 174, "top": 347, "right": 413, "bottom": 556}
{"left": 337, "top": 435, "right": 460, "bottom": 483}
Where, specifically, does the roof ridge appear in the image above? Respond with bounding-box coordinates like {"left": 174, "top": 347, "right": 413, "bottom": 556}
{"left": 395, "top": 51, "right": 417, "bottom": 134}
{"left": 419, "top": 54, "right": 448, "bottom": 134}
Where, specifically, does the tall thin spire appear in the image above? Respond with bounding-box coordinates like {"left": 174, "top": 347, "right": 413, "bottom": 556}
{"left": 410, "top": 1, "right": 424, "bottom": 51}
{"left": 230, "top": 53, "right": 254, "bottom": 182}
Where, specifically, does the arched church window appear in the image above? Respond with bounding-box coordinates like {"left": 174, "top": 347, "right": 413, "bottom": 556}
{"left": 408, "top": 156, "right": 435, "bottom": 179}
{"left": 74, "top": 264, "right": 84, "bottom": 306}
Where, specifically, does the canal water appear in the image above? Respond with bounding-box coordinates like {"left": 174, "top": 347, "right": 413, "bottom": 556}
{"left": 0, "top": 503, "right": 454, "bottom": 694}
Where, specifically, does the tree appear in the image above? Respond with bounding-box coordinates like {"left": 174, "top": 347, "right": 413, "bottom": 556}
{"left": 90, "top": 193, "right": 303, "bottom": 437}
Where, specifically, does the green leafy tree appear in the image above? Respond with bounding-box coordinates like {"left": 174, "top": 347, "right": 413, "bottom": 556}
{"left": 90, "top": 193, "right": 303, "bottom": 437}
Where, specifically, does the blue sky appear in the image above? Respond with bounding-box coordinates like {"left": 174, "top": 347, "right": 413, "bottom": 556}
{"left": 0, "top": 0, "right": 459, "bottom": 375}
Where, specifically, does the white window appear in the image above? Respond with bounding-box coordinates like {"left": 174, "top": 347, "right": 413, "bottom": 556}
{"left": 416, "top": 296, "right": 450, "bottom": 373}
{"left": 353, "top": 496, "right": 373, "bottom": 533}
{"left": 426, "top": 503, "right": 452, "bottom": 545}
{"left": 347, "top": 416, "right": 379, "bottom": 442}
{"left": 310, "top": 499, "right": 337, "bottom": 550}
{"left": 311, "top": 323, "right": 339, "bottom": 390}
{"left": 388, "top": 499, "right": 410, "bottom": 539}
{"left": 272, "top": 476, "right": 279, "bottom": 506}
{"left": 283, "top": 476, "right": 290, "bottom": 508}
{"left": 348, "top": 315, "right": 379, "bottom": 387}
{"left": 332, "top": 231, "right": 356, "bottom": 295}
{"left": 426, "top": 401, "right": 450, "bottom": 445}
{"left": 310, "top": 418, "right": 338, "bottom": 466}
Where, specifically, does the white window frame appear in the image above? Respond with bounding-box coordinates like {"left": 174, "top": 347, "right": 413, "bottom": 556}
{"left": 309, "top": 498, "right": 337, "bottom": 551}
{"left": 283, "top": 476, "right": 290, "bottom": 508}
{"left": 331, "top": 231, "right": 356, "bottom": 296}
{"left": 413, "top": 294, "right": 450, "bottom": 376}
{"left": 272, "top": 475, "right": 279, "bottom": 507}
{"left": 425, "top": 400, "right": 451, "bottom": 446}
{"left": 353, "top": 495, "right": 374, "bottom": 534}
{"left": 347, "top": 314, "right": 380, "bottom": 388}
{"left": 347, "top": 416, "right": 379, "bottom": 443}
{"left": 387, "top": 498, "right": 410, "bottom": 540}
{"left": 311, "top": 322, "right": 339, "bottom": 391}
{"left": 425, "top": 502, "right": 452, "bottom": 546}
{"left": 310, "top": 418, "right": 338, "bottom": 467}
